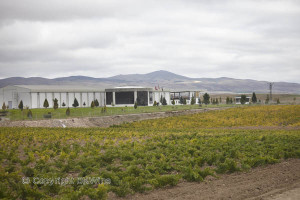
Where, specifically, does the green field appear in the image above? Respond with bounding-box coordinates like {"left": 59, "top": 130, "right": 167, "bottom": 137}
{"left": 0, "top": 105, "right": 299, "bottom": 199}
{"left": 6, "top": 104, "right": 237, "bottom": 121}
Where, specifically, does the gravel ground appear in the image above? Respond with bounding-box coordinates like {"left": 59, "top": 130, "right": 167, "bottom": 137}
{"left": 0, "top": 107, "right": 227, "bottom": 128}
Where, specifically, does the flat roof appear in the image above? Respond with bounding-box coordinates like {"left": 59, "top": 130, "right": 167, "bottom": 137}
{"left": 9, "top": 85, "right": 104, "bottom": 92}
{"left": 235, "top": 96, "right": 251, "bottom": 98}
{"left": 114, "top": 86, "right": 147, "bottom": 89}
{"left": 170, "top": 90, "right": 199, "bottom": 92}
{"left": 105, "top": 86, "right": 154, "bottom": 92}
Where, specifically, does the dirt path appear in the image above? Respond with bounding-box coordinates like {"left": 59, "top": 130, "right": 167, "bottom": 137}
{"left": 111, "top": 159, "right": 300, "bottom": 200}
{"left": 0, "top": 107, "right": 228, "bottom": 128}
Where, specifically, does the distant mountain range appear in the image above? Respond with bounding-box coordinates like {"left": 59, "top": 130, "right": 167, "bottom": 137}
{"left": 0, "top": 70, "right": 299, "bottom": 94}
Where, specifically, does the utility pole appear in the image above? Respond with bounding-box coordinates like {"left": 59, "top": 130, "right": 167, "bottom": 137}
{"left": 269, "top": 82, "right": 274, "bottom": 102}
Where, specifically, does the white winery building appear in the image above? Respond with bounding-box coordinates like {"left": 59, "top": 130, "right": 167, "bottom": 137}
{"left": 0, "top": 85, "right": 173, "bottom": 109}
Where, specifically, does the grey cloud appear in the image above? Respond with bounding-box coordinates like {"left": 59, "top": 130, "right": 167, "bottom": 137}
{"left": 0, "top": 0, "right": 299, "bottom": 83}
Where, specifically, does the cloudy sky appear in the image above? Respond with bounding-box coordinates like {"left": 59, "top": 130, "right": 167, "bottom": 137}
{"left": 0, "top": 0, "right": 300, "bottom": 83}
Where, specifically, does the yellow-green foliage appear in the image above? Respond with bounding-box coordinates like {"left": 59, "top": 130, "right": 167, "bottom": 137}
{"left": 125, "top": 105, "right": 300, "bottom": 129}
{"left": 0, "top": 105, "right": 299, "bottom": 199}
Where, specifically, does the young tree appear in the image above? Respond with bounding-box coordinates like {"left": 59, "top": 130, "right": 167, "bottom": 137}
{"left": 162, "top": 97, "right": 167, "bottom": 105}
{"left": 226, "top": 97, "right": 230, "bottom": 104}
{"left": 211, "top": 98, "right": 214, "bottom": 105}
{"left": 216, "top": 98, "right": 219, "bottom": 105}
{"left": 160, "top": 95, "right": 163, "bottom": 104}
{"left": 251, "top": 92, "right": 257, "bottom": 103}
{"left": 62, "top": 102, "right": 66, "bottom": 107}
{"left": 203, "top": 93, "right": 210, "bottom": 105}
{"left": 183, "top": 98, "right": 187, "bottom": 105}
{"left": 18, "top": 100, "right": 24, "bottom": 111}
{"left": 83, "top": 102, "right": 86, "bottom": 107}
{"left": 276, "top": 98, "right": 280, "bottom": 104}
{"left": 72, "top": 98, "right": 79, "bottom": 108}
{"left": 66, "top": 107, "right": 70, "bottom": 116}
{"left": 191, "top": 96, "right": 196, "bottom": 105}
{"left": 2, "top": 102, "right": 6, "bottom": 110}
{"left": 53, "top": 98, "right": 58, "bottom": 109}
{"left": 179, "top": 96, "right": 184, "bottom": 104}
{"left": 198, "top": 98, "right": 202, "bottom": 106}
{"left": 265, "top": 95, "right": 270, "bottom": 104}
{"left": 134, "top": 101, "right": 138, "bottom": 109}
{"left": 94, "top": 99, "right": 99, "bottom": 107}
{"left": 27, "top": 109, "right": 33, "bottom": 118}
{"left": 43, "top": 99, "right": 49, "bottom": 108}
{"left": 153, "top": 101, "right": 157, "bottom": 106}
{"left": 101, "top": 105, "right": 107, "bottom": 113}
{"left": 240, "top": 95, "right": 247, "bottom": 105}
{"left": 172, "top": 99, "right": 175, "bottom": 105}
{"left": 91, "top": 101, "right": 95, "bottom": 108}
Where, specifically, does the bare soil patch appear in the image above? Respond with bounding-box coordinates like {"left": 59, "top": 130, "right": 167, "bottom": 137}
{"left": 111, "top": 159, "right": 300, "bottom": 200}
{"left": 0, "top": 107, "right": 227, "bottom": 128}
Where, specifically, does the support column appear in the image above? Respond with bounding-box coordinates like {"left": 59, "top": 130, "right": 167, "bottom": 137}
{"left": 99, "top": 92, "right": 102, "bottom": 106}
{"left": 66, "top": 92, "right": 69, "bottom": 107}
{"left": 30, "top": 92, "right": 32, "bottom": 109}
{"left": 87, "top": 92, "right": 89, "bottom": 106}
{"left": 112, "top": 92, "right": 116, "bottom": 105}
{"left": 73, "top": 93, "right": 75, "bottom": 106}
{"left": 147, "top": 91, "right": 150, "bottom": 106}
{"left": 80, "top": 92, "right": 83, "bottom": 107}
{"left": 59, "top": 93, "right": 62, "bottom": 107}
{"left": 134, "top": 91, "right": 137, "bottom": 103}
{"left": 37, "top": 92, "right": 40, "bottom": 108}
{"left": 51, "top": 93, "right": 54, "bottom": 108}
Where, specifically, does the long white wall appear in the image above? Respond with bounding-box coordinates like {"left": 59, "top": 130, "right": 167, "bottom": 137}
{"left": 1, "top": 86, "right": 193, "bottom": 109}
{"left": 28, "top": 92, "right": 106, "bottom": 109}
{"left": 152, "top": 91, "right": 171, "bottom": 105}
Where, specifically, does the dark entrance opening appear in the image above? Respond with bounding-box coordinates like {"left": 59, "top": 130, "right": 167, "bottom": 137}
{"left": 106, "top": 92, "right": 113, "bottom": 105}
{"left": 116, "top": 92, "right": 134, "bottom": 104}
{"left": 137, "top": 91, "right": 148, "bottom": 106}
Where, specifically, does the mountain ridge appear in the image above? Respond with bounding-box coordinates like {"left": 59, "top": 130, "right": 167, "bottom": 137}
{"left": 0, "top": 70, "right": 299, "bottom": 94}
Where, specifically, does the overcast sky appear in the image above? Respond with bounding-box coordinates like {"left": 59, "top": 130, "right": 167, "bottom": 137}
{"left": 0, "top": 0, "right": 300, "bottom": 83}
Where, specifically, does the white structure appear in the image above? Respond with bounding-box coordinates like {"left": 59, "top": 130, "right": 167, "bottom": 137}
{"left": 0, "top": 85, "right": 105, "bottom": 109}
{"left": 235, "top": 96, "right": 251, "bottom": 104}
{"left": 170, "top": 90, "right": 200, "bottom": 105}
{"left": 0, "top": 85, "right": 175, "bottom": 109}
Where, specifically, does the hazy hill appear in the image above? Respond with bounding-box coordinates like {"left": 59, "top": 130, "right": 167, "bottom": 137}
{"left": 0, "top": 70, "right": 299, "bottom": 94}
{"left": 112, "top": 70, "right": 190, "bottom": 81}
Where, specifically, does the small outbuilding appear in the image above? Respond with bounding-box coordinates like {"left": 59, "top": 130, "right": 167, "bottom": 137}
{"left": 235, "top": 96, "right": 251, "bottom": 104}
{"left": 170, "top": 90, "right": 200, "bottom": 105}
{"left": 0, "top": 85, "right": 105, "bottom": 109}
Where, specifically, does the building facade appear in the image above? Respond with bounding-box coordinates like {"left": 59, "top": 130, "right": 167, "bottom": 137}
{"left": 170, "top": 90, "right": 200, "bottom": 105}
{"left": 0, "top": 85, "right": 175, "bottom": 109}
{"left": 234, "top": 96, "right": 251, "bottom": 104}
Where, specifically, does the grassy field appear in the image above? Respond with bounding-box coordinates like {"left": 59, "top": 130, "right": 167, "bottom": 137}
{"left": 0, "top": 105, "right": 299, "bottom": 199}
{"left": 6, "top": 104, "right": 237, "bottom": 121}
{"left": 210, "top": 93, "right": 300, "bottom": 104}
